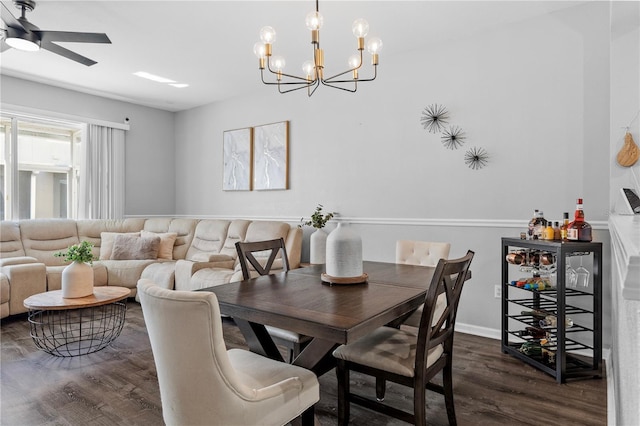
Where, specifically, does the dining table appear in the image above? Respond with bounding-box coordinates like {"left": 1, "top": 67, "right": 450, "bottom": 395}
{"left": 200, "top": 261, "right": 440, "bottom": 376}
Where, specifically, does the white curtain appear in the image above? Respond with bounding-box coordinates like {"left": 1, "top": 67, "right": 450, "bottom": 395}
{"left": 78, "top": 124, "right": 125, "bottom": 219}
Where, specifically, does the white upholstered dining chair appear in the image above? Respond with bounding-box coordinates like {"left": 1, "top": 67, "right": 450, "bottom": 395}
{"left": 137, "top": 279, "right": 319, "bottom": 426}
{"left": 396, "top": 240, "right": 451, "bottom": 328}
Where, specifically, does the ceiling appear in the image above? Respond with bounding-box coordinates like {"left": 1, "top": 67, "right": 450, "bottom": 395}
{"left": 0, "top": 1, "right": 584, "bottom": 112}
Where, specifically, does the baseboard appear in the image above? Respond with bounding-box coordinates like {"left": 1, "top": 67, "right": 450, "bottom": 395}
{"left": 455, "top": 322, "right": 501, "bottom": 340}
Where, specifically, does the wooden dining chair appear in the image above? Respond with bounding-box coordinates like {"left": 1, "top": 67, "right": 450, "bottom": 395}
{"left": 235, "top": 238, "right": 311, "bottom": 363}
{"left": 137, "top": 279, "right": 319, "bottom": 426}
{"left": 333, "top": 250, "right": 474, "bottom": 426}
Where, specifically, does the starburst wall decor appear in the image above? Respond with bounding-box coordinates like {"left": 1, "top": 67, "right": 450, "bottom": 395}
{"left": 464, "top": 147, "right": 489, "bottom": 170}
{"left": 441, "top": 125, "right": 466, "bottom": 150}
{"left": 420, "top": 104, "right": 449, "bottom": 133}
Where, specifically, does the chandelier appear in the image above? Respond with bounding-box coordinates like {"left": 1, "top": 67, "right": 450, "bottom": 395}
{"left": 253, "top": 0, "right": 383, "bottom": 96}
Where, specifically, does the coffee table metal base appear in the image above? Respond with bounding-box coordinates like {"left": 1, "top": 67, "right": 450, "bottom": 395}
{"left": 27, "top": 301, "right": 127, "bottom": 357}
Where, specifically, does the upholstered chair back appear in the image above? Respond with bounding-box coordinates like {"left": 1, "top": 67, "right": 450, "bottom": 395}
{"left": 396, "top": 240, "right": 451, "bottom": 267}
{"left": 396, "top": 240, "right": 451, "bottom": 329}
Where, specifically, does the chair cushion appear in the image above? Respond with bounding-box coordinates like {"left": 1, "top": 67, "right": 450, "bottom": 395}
{"left": 333, "top": 326, "right": 444, "bottom": 377}
{"left": 227, "top": 348, "right": 319, "bottom": 425}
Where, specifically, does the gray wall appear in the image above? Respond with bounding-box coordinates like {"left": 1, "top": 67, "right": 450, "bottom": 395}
{"left": 0, "top": 75, "right": 176, "bottom": 216}
{"left": 173, "top": 2, "right": 612, "bottom": 338}
{"left": 0, "top": 1, "right": 618, "bottom": 342}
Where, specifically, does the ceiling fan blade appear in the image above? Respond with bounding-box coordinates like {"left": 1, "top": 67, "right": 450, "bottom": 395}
{"left": 40, "top": 40, "right": 97, "bottom": 66}
{"left": 38, "top": 30, "right": 110, "bottom": 44}
{"left": 0, "top": 1, "right": 24, "bottom": 30}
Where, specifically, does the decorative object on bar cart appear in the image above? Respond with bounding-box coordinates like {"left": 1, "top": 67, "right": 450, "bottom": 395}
{"left": 300, "top": 204, "right": 336, "bottom": 264}
{"left": 322, "top": 222, "right": 368, "bottom": 285}
{"left": 54, "top": 241, "right": 96, "bottom": 298}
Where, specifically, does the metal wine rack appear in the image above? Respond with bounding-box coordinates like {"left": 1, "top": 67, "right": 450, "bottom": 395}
{"left": 501, "top": 237, "right": 602, "bottom": 383}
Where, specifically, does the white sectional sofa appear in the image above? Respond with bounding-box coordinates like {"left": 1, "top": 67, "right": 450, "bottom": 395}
{"left": 0, "top": 218, "right": 302, "bottom": 318}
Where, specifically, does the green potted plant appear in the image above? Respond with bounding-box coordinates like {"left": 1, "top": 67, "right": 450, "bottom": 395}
{"left": 55, "top": 241, "right": 96, "bottom": 298}
{"left": 300, "top": 204, "right": 337, "bottom": 264}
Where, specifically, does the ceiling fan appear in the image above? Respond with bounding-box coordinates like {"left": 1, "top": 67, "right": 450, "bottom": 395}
{"left": 0, "top": 0, "right": 110, "bottom": 66}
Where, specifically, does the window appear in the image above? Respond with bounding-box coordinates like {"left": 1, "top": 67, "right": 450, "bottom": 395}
{"left": 1, "top": 115, "right": 83, "bottom": 220}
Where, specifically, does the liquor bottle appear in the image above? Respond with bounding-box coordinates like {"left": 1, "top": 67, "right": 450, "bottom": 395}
{"left": 567, "top": 198, "right": 592, "bottom": 242}
{"left": 560, "top": 212, "right": 570, "bottom": 240}
{"left": 553, "top": 221, "right": 561, "bottom": 240}
{"left": 544, "top": 222, "right": 555, "bottom": 240}
{"left": 528, "top": 210, "right": 547, "bottom": 239}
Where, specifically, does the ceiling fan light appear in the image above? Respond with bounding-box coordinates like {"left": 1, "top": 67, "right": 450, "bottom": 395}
{"left": 5, "top": 28, "right": 40, "bottom": 52}
{"left": 6, "top": 37, "right": 39, "bottom": 51}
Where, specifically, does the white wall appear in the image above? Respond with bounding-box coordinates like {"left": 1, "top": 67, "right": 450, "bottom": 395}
{"left": 0, "top": 75, "right": 176, "bottom": 216}
{"left": 609, "top": 2, "right": 640, "bottom": 424}
{"left": 174, "top": 2, "right": 612, "bottom": 338}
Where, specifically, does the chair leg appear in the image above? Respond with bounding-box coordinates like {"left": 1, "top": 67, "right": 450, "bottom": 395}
{"left": 300, "top": 405, "right": 315, "bottom": 426}
{"left": 414, "top": 378, "right": 427, "bottom": 426}
{"left": 443, "top": 361, "right": 457, "bottom": 426}
{"left": 336, "top": 360, "right": 350, "bottom": 426}
{"left": 375, "top": 377, "right": 386, "bottom": 401}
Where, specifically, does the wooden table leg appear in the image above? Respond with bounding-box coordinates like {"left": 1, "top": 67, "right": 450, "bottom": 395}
{"left": 293, "top": 338, "right": 339, "bottom": 376}
{"left": 234, "top": 319, "right": 284, "bottom": 362}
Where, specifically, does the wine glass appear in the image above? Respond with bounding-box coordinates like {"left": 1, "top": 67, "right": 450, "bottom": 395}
{"left": 566, "top": 257, "right": 577, "bottom": 289}
{"left": 575, "top": 255, "right": 590, "bottom": 288}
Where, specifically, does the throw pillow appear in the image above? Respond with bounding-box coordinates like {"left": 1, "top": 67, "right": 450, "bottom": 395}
{"left": 141, "top": 230, "right": 178, "bottom": 260}
{"left": 110, "top": 234, "right": 160, "bottom": 260}
{"left": 100, "top": 232, "right": 140, "bottom": 260}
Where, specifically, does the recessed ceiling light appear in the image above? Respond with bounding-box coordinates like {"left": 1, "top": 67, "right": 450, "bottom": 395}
{"left": 169, "top": 83, "right": 189, "bottom": 88}
{"left": 133, "top": 71, "right": 175, "bottom": 84}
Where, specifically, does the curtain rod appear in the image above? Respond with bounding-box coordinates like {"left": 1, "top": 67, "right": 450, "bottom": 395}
{"left": 0, "top": 103, "right": 130, "bottom": 131}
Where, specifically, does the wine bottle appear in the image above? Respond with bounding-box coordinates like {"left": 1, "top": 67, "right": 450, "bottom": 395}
{"left": 553, "top": 221, "right": 561, "bottom": 240}
{"left": 520, "top": 309, "right": 547, "bottom": 320}
{"left": 567, "top": 198, "right": 592, "bottom": 242}
{"left": 515, "top": 326, "right": 547, "bottom": 339}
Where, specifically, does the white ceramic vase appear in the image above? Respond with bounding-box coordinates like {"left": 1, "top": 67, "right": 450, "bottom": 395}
{"left": 61, "top": 261, "right": 94, "bottom": 298}
{"left": 310, "top": 228, "right": 328, "bottom": 264}
{"left": 326, "top": 222, "right": 363, "bottom": 278}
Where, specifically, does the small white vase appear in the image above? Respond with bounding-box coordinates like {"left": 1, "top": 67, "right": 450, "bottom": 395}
{"left": 310, "top": 228, "right": 328, "bottom": 264}
{"left": 326, "top": 223, "right": 363, "bottom": 278}
{"left": 61, "top": 261, "right": 94, "bottom": 298}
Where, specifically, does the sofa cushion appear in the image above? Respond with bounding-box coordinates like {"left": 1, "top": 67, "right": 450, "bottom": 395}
{"left": 141, "top": 231, "right": 177, "bottom": 260}
{"left": 0, "top": 221, "right": 26, "bottom": 258}
{"left": 142, "top": 218, "right": 198, "bottom": 261}
{"left": 185, "top": 220, "right": 231, "bottom": 261}
{"left": 111, "top": 234, "right": 160, "bottom": 260}
{"left": 19, "top": 219, "right": 79, "bottom": 266}
{"left": 100, "top": 232, "right": 140, "bottom": 260}
{"left": 98, "top": 259, "right": 158, "bottom": 291}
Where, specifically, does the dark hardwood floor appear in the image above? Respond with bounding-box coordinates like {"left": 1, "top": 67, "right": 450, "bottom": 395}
{"left": 1, "top": 301, "right": 606, "bottom": 426}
